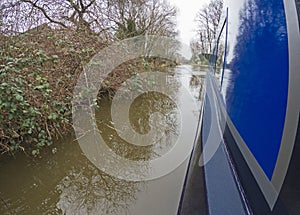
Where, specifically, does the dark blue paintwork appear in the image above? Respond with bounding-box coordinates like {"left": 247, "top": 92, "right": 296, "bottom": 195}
{"left": 222, "top": 0, "right": 289, "bottom": 179}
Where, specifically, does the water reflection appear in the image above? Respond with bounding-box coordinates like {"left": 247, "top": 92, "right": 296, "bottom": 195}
{"left": 180, "top": 65, "right": 206, "bottom": 103}
{"left": 190, "top": 74, "right": 205, "bottom": 99}
{"left": 96, "top": 92, "right": 180, "bottom": 161}
{"left": 56, "top": 164, "right": 141, "bottom": 215}
{"left": 0, "top": 65, "right": 206, "bottom": 215}
{"left": 0, "top": 137, "right": 141, "bottom": 215}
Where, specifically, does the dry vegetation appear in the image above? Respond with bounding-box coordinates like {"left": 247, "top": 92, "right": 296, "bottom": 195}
{"left": 0, "top": 0, "right": 178, "bottom": 155}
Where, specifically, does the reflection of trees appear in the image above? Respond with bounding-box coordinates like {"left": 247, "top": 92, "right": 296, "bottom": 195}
{"left": 0, "top": 139, "right": 142, "bottom": 215}
{"left": 224, "top": 0, "right": 289, "bottom": 178}
{"left": 226, "top": 0, "right": 288, "bottom": 115}
{"left": 96, "top": 72, "right": 181, "bottom": 161}
{"left": 190, "top": 75, "right": 201, "bottom": 89}
{"left": 49, "top": 142, "right": 144, "bottom": 215}
{"left": 129, "top": 92, "right": 180, "bottom": 158}
{"left": 0, "top": 66, "right": 202, "bottom": 215}
{"left": 96, "top": 96, "right": 153, "bottom": 161}
{"left": 56, "top": 163, "right": 141, "bottom": 215}
{"left": 189, "top": 74, "right": 205, "bottom": 102}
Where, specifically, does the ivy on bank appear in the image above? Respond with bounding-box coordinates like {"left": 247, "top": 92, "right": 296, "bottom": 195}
{"left": 0, "top": 29, "right": 102, "bottom": 155}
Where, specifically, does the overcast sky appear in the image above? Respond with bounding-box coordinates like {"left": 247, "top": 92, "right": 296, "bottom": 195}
{"left": 168, "top": 0, "right": 210, "bottom": 45}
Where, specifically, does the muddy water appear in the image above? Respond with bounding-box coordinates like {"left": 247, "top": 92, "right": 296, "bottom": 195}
{"left": 0, "top": 65, "right": 206, "bottom": 215}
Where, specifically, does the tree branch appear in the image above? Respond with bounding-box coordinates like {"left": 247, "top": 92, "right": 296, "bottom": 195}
{"left": 21, "top": 0, "right": 67, "bottom": 28}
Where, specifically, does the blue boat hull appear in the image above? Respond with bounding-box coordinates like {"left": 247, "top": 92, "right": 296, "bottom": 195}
{"left": 200, "top": 0, "right": 300, "bottom": 214}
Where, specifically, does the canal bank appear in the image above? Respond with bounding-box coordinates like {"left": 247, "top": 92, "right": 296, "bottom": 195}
{"left": 0, "top": 65, "right": 207, "bottom": 215}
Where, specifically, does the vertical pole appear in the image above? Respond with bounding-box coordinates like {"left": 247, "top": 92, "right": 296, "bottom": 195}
{"left": 220, "top": 8, "right": 229, "bottom": 90}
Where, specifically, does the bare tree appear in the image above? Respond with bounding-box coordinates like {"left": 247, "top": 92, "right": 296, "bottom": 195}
{"left": 101, "top": 0, "right": 177, "bottom": 39}
{"left": 194, "top": 0, "right": 224, "bottom": 54}
{"left": 0, "top": 0, "right": 110, "bottom": 35}
{"left": 0, "top": 0, "right": 177, "bottom": 39}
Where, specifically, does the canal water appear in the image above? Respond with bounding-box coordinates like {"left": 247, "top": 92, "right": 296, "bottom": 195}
{"left": 0, "top": 65, "right": 206, "bottom": 215}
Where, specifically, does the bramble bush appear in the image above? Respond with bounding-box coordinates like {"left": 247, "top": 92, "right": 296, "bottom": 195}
{"left": 0, "top": 28, "right": 103, "bottom": 155}
{"left": 0, "top": 27, "right": 176, "bottom": 156}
